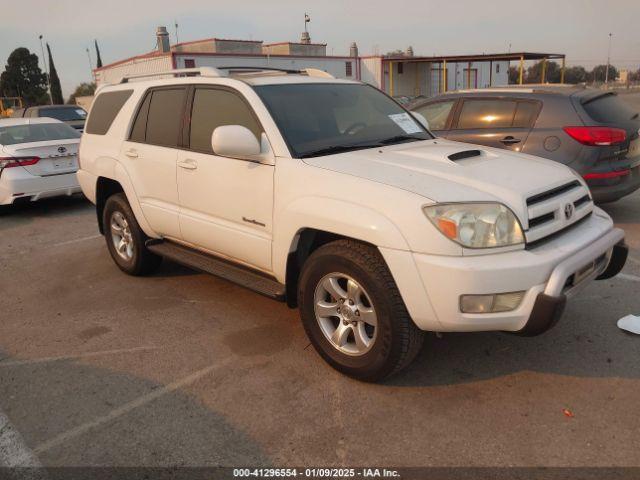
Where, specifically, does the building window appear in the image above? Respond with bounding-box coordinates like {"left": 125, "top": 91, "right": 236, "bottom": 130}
{"left": 184, "top": 59, "right": 196, "bottom": 68}
{"left": 345, "top": 62, "right": 353, "bottom": 77}
{"left": 398, "top": 62, "right": 404, "bottom": 74}
{"left": 496, "top": 63, "right": 500, "bottom": 73}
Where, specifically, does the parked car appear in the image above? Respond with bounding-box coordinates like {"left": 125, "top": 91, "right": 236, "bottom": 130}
{"left": 78, "top": 67, "right": 627, "bottom": 381}
{"left": 0, "top": 118, "right": 82, "bottom": 205}
{"left": 15, "top": 105, "right": 88, "bottom": 132}
{"left": 409, "top": 86, "right": 640, "bottom": 203}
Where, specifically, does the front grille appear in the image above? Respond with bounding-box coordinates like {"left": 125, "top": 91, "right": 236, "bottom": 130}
{"left": 525, "top": 180, "right": 594, "bottom": 246}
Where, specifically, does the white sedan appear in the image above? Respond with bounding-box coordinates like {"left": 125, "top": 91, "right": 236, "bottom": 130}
{"left": 0, "top": 117, "right": 82, "bottom": 205}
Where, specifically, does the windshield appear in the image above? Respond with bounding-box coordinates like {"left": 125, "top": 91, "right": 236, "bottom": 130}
{"left": 39, "top": 107, "right": 87, "bottom": 121}
{"left": 0, "top": 123, "right": 81, "bottom": 146}
{"left": 254, "top": 83, "right": 433, "bottom": 158}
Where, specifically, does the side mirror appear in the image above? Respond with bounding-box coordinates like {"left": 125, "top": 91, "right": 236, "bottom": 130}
{"left": 411, "top": 112, "right": 430, "bottom": 131}
{"left": 212, "top": 125, "right": 261, "bottom": 160}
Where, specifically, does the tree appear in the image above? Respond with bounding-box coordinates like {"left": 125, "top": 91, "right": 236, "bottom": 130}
{"left": 0, "top": 47, "right": 48, "bottom": 106}
{"left": 46, "top": 43, "right": 64, "bottom": 104}
{"left": 525, "top": 60, "right": 561, "bottom": 83}
{"left": 563, "top": 66, "right": 587, "bottom": 84}
{"left": 589, "top": 64, "right": 619, "bottom": 83}
{"left": 95, "top": 40, "right": 103, "bottom": 69}
{"left": 67, "top": 82, "right": 96, "bottom": 104}
{"left": 508, "top": 65, "right": 521, "bottom": 84}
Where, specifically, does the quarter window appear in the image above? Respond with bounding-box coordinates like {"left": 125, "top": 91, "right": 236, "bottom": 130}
{"left": 189, "top": 88, "right": 262, "bottom": 154}
{"left": 85, "top": 90, "right": 133, "bottom": 135}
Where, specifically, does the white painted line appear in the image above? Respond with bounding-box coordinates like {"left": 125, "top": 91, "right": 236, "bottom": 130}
{"left": 33, "top": 364, "right": 217, "bottom": 455}
{"left": 0, "top": 346, "right": 157, "bottom": 368}
{"left": 618, "top": 273, "right": 640, "bottom": 282}
{"left": 53, "top": 234, "right": 102, "bottom": 247}
{"left": 0, "top": 410, "right": 44, "bottom": 471}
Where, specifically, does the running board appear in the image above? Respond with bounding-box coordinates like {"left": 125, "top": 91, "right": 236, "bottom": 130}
{"left": 146, "top": 240, "right": 286, "bottom": 301}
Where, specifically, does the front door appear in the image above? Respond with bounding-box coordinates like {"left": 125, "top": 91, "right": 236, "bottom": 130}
{"left": 446, "top": 98, "right": 539, "bottom": 152}
{"left": 121, "top": 86, "right": 187, "bottom": 239}
{"left": 177, "top": 86, "right": 274, "bottom": 272}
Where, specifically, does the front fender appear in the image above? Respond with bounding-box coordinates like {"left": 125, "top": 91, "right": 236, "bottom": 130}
{"left": 272, "top": 196, "right": 410, "bottom": 282}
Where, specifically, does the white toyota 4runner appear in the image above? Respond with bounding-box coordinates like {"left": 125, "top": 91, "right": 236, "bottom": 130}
{"left": 78, "top": 67, "right": 628, "bottom": 381}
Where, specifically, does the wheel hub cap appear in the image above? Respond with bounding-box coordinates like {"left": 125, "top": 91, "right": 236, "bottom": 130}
{"left": 314, "top": 273, "right": 378, "bottom": 356}
{"left": 110, "top": 211, "right": 134, "bottom": 261}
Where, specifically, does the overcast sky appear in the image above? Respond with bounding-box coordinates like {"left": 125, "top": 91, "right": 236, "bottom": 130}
{"left": 2, "top": 0, "right": 639, "bottom": 98}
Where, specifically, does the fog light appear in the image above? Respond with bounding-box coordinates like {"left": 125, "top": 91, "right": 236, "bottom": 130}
{"left": 460, "top": 291, "right": 525, "bottom": 314}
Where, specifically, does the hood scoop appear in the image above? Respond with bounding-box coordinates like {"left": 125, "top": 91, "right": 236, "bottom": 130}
{"left": 448, "top": 149, "right": 482, "bottom": 161}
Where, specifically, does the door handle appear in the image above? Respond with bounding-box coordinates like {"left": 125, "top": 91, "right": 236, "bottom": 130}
{"left": 124, "top": 149, "right": 138, "bottom": 158}
{"left": 178, "top": 159, "right": 198, "bottom": 170}
{"left": 500, "top": 136, "right": 521, "bottom": 145}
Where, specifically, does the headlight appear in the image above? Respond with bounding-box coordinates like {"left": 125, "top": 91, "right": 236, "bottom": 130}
{"left": 423, "top": 203, "right": 524, "bottom": 248}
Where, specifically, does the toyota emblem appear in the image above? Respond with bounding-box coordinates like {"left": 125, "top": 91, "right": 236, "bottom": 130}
{"left": 57, "top": 146, "right": 67, "bottom": 154}
{"left": 564, "top": 203, "right": 574, "bottom": 220}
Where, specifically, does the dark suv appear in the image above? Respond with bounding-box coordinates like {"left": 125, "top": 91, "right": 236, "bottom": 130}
{"left": 410, "top": 86, "right": 640, "bottom": 203}
{"left": 13, "top": 105, "right": 88, "bottom": 132}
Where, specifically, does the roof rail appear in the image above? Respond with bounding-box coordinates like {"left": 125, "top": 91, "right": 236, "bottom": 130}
{"left": 217, "top": 66, "right": 335, "bottom": 79}
{"left": 117, "top": 67, "right": 224, "bottom": 84}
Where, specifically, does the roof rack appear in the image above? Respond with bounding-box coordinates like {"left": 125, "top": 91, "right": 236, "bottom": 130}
{"left": 117, "top": 67, "right": 224, "bottom": 84}
{"left": 114, "top": 66, "right": 335, "bottom": 85}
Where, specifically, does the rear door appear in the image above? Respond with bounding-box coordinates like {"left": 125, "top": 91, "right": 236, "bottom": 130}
{"left": 447, "top": 98, "right": 539, "bottom": 152}
{"left": 577, "top": 92, "right": 640, "bottom": 171}
{"left": 411, "top": 99, "right": 457, "bottom": 137}
{"left": 120, "top": 86, "right": 186, "bottom": 240}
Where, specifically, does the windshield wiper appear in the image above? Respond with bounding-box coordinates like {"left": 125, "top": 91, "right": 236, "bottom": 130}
{"left": 299, "top": 144, "right": 380, "bottom": 158}
{"left": 377, "top": 135, "right": 425, "bottom": 145}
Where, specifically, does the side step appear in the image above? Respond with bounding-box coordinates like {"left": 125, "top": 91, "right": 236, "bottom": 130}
{"left": 146, "top": 240, "right": 286, "bottom": 301}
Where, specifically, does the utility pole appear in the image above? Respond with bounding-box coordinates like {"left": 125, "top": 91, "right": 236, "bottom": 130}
{"left": 605, "top": 33, "right": 612, "bottom": 84}
{"left": 86, "top": 48, "right": 93, "bottom": 80}
{"left": 174, "top": 20, "right": 179, "bottom": 44}
{"left": 38, "top": 34, "right": 52, "bottom": 104}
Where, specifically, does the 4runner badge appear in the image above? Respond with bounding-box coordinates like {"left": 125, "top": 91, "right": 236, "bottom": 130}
{"left": 564, "top": 203, "right": 574, "bottom": 220}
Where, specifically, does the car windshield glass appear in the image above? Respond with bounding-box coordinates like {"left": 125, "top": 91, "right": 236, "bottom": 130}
{"left": 254, "top": 83, "right": 432, "bottom": 158}
{"left": 0, "top": 123, "right": 81, "bottom": 146}
{"left": 39, "top": 107, "right": 87, "bottom": 121}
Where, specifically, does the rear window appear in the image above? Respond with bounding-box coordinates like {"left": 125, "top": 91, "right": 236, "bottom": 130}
{"left": 582, "top": 93, "right": 639, "bottom": 125}
{"left": 0, "top": 123, "right": 80, "bottom": 146}
{"left": 457, "top": 100, "right": 517, "bottom": 129}
{"left": 143, "top": 88, "right": 186, "bottom": 147}
{"left": 85, "top": 90, "right": 133, "bottom": 135}
{"left": 39, "top": 107, "right": 87, "bottom": 122}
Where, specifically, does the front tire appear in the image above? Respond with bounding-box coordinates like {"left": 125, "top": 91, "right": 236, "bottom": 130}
{"left": 298, "top": 240, "right": 424, "bottom": 382}
{"left": 103, "top": 193, "right": 161, "bottom": 276}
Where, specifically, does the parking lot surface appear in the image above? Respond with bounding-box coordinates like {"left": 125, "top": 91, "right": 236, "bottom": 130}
{"left": 1, "top": 95, "right": 640, "bottom": 470}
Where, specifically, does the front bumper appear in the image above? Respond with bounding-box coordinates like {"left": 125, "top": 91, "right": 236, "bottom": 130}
{"left": 380, "top": 208, "right": 626, "bottom": 333}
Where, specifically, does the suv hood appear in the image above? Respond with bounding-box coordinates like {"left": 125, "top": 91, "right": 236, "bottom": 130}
{"left": 302, "top": 139, "right": 579, "bottom": 221}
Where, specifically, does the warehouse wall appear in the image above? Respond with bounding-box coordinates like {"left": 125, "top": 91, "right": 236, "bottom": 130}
{"left": 95, "top": 55, "right": 173, "bottom": 85}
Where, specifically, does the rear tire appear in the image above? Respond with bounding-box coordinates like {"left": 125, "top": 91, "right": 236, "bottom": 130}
{"left": 298, "top": 239, "right": 424, "bottom": 382}
{"left": 103, "top": 193, "right": 161, "bottom": 276}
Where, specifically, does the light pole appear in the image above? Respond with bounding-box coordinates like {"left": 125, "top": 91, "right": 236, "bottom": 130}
{"left": 605, "top": 33, "right": 612, "bottom": 85}
{"left": 38, "top": 35, "right": 52, "bottom": 104}
{"left": 86, "top": 48, "right": 93, "bottom": 80}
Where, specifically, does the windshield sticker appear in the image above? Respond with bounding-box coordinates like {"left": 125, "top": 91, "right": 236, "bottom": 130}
{"left": 388, "top": 113, "right": 422, "bottom": 134}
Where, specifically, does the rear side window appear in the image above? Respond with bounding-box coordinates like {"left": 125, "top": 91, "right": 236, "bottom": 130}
{"left": 582, "top": 93, "right": 638, "bottom": 125}
{"left": 413, "top": 100, "right": 455, "bottom": 131}
{"left": 457, "top": 99, "right": 517, "bottom": 129}
{"left": 85, "top": 90, "right": 133, "bottom": 135}
{"left": 189, "top": 88, "right": 262, "bottom": 153}
{"left": 130, "top": 88, "right": 186, "bottom": 147}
